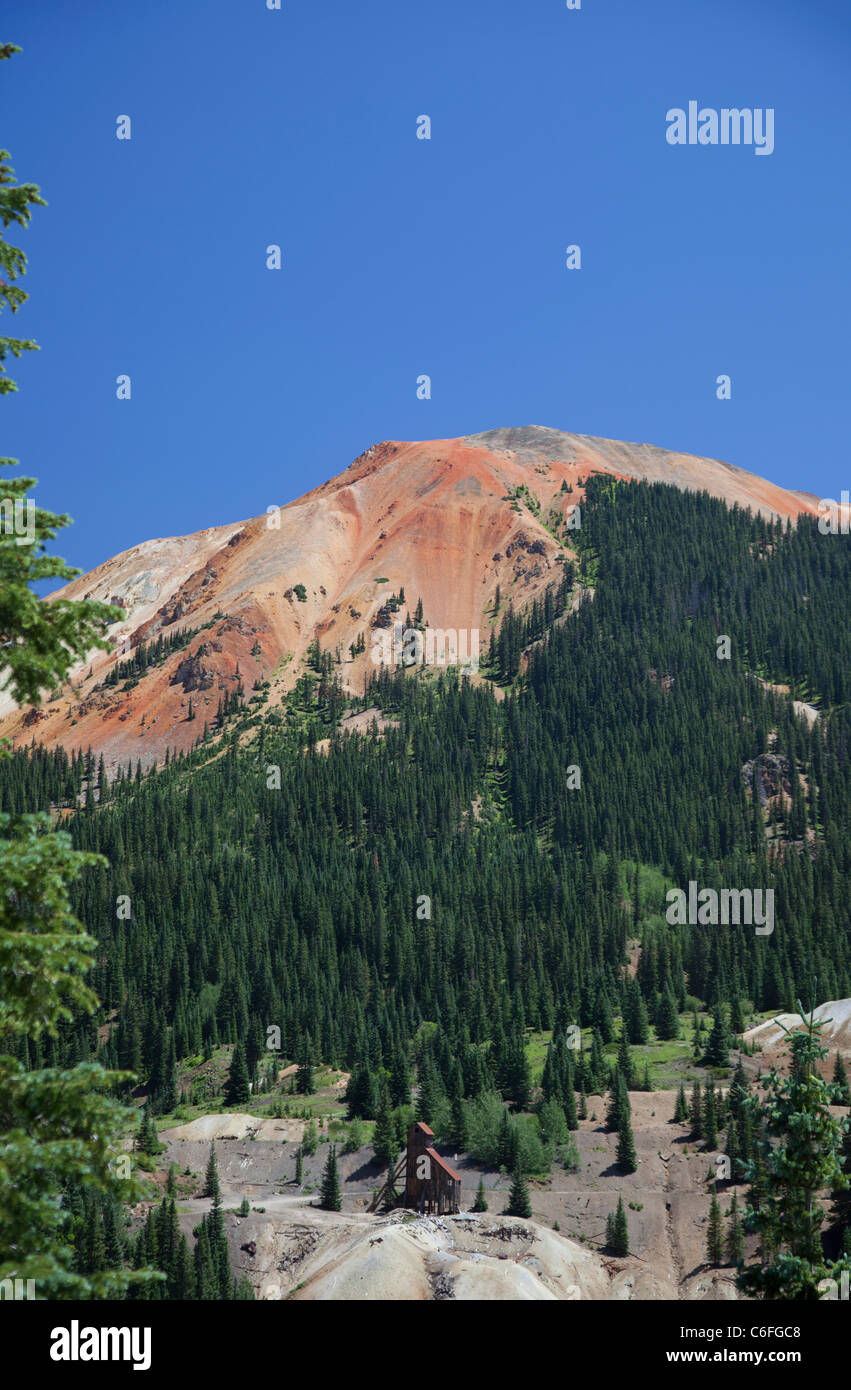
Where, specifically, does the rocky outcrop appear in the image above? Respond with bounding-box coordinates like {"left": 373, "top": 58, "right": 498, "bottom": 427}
{"left": 170, "top": 652, "right": 214, "bottom": 693}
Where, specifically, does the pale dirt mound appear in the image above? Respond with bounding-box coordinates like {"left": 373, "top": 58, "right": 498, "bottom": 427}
{"left": 162, "top": 1113, "right": 305, "bottom": 1143}
{"left": 742, "top": 999, "right": 851, "bottom": 1055}
{"left": 233, "top": 1210, "right": 610, "bottom": 1302}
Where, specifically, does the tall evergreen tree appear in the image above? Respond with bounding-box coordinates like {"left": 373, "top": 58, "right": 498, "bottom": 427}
{"left": 504, "top": 1166, "right": 532, "bottom": 1219}
{"left": 725, "top": 1193, "right": 744, "bottom": 1266}
{"left": 225, "top": 1040, "right": 251, "bottom": 1107}
{"left": 605, "top": 1195, "right": 629, "bottom": 1256}
{"left": 737, "top": 1008, "right": 851, "bottom": 1299}
{"left": 706, "top": 1192, "right": 724, "bottom": 1267}
{"left": 203, "top": 1143, "right": 221, "bottom": 1202}
{"left": 704, "top": 1005, "right": 731, "bottom": 1069}
{"left": 319, "top": 1145, "right": 342, "bottom": 1212}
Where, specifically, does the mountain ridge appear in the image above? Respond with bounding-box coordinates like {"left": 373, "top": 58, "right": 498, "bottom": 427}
{"left": 0, "top": 426, "right": 825, "bottom": 769}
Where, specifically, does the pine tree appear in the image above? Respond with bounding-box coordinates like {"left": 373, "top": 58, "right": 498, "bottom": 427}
{"left": 704, "top": 1005, "right": 730, "bottom": 1068}
{"left": 564, "top": 1077, "right": 578, "bottom": 1131}
{"left": 193, "top": 1220, "right": 215, "bottom": 1300}
{"left": 616, "top": 1028, "right": 635, "bottom": 1089}
{"left": 450, "top": 1091, "right": 468, "bottom": 1150}
{"left": 319, "top": 1145, "right": 342, "bottom": 1211}
{"left": 589, "top": 1029, "right": 607, "bottom": 1092}
{"left": 373, "top": 1088, "right": 397, "bottom": 1168}
{"left": 674, "top": 1082, "right": 689, "bottom": 1124}
{"left": 389, "top": 1046, "right": 411, "bottom": 1108}
{"left": 225, "top": 1040, "right": 251, "bottom": 1106}
{"left": 617, "top": 1109, "right": 637, "bottom": 1173}
{"left": 607, "top": 1070, "right": 629, "bottom": 1132}
{"left": 690, "top": 1080, "right": 703, "bottom": 1139}
{"left": 295, "top": 1038, "right": 314, "bottom": 1095}
{"left": 737, "top": 1007, "right": 851, "bottom": 1299}
{"left": 656, "top": 987, "right": 681, "bottom": 1041}
{"left": 135, "top": 1101, "right": 161, "bottom": 1157}
{"left": 832, "top": 1051, "right": 851, "bottom": 1106}
{"left": 725, "top": 1193, "right": 744, "bottom": 1266}
{"left": 472, "top": 1176, "right": 488, "bottom": 1213}
{"left": 203, "top": 1143, "right": 221, "bottom": 1201}
{"left": 703, "top": 1079, "right": 718, "bottom": 1149}
{"left": 706, "top": 1192, "right": 724, "bottom": 1266}
{"left": 504, "top": 1166, "right": 532, "bottom": 1219}
{"left": 605, "top": 1195, "right": 629, "bottom": 1256}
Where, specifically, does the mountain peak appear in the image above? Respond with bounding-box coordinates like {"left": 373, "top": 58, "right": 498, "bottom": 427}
{"left": 0, "top": 427, "right": 822, "bottom": 768}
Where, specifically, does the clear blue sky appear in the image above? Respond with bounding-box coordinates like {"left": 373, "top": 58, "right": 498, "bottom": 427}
{"left": 4, "top": 0, "right": 850, "bottom": 577}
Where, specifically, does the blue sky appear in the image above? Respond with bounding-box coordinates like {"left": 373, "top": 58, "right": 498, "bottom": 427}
{"left": 3, "top": 0, "right": 850, "bottom": 577}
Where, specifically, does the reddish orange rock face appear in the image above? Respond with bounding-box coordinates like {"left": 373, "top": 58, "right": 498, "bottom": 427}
{"left": 0, "top": 426, "right": 817, "bottom": 771}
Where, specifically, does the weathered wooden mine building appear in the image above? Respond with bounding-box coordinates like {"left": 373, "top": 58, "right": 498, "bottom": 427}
{"left": 404, "top": 1122, "right": 461, "bottom": 1215}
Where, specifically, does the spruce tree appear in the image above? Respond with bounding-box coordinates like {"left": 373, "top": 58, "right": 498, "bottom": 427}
{"left": 450, "top": 1091, "right": 468, "bottom": 1150}
{"left": 706, "top": 1192, "right": 724, "bottom": 1267}
{"left": 704, "top": 1005, "right": 730, "bottom": 1069}
{"left": 690, "top": 1080, "right": 703, "bottom": 1139}
{"left": 606, "top": 1070, "right": 628, "bottom": 1132}
{"left": 203, "top": 1143, "right": 221, "bottom": 1201}
{"left": 832, "top": 1051, "right": 851, "bottom": 1106}
{"left": 504, "top": 1166, "right": 532, "bottom": 1219}
{"left": 472, "top": 1176, "right": 488, "bottom": 1213}
{"left": 737, "top": 1007, "right": 851, "bottom": 1299}
{"left": 389, "top": 1046, "right": 411, "bottom": 1108}
{"left": 656, "top": 987, "right": 680, "bottom": 1041}
{"left": 674, "top": 1082, "right": 689, "bottom": 1124}
{"left": 373, "top": 1088, "right": 397, "bottom": 1168}
{"left": 605, "top": 1195, "right": 629, "bottom": 1256}
{"left": 703, "top": 1079, "right": 718, "bottom": 1149}
{"left": 295, "top": 1050, "right": 314, "bottom": 1096}
{"left": 616, "top": 1109, "right": 637, "bottom": 1174}
{"left": 564, "top": 1077, "right": 578, "bottom": 1131}
{"left": 319, "top": 1144, "right": 342, "bottom": 1211}
{"left": 725, "top": 1193, "right": 744, "bottom": 1266}
{"left": 616, "top": 1028, "right": 635, "bottom": 1090}
{"left": 193, "top": 1220, "right": 215, "bottom": 1300}
{"left": 136, "top": 1101, "right": 161, "bottom": 1157}
{"left": 225, "top": 1040, "right": 251, "bottom": 1107}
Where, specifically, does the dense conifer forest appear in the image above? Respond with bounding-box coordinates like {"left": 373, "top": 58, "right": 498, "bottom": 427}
{"left": 3, "top": 477, "right": 850, "bottom": 1103}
